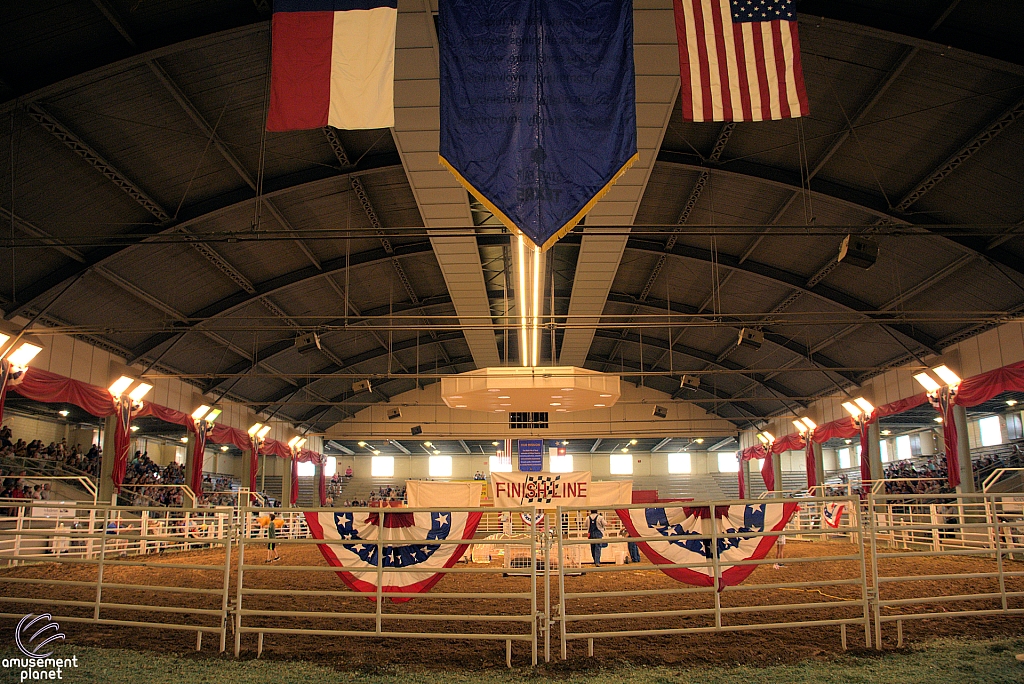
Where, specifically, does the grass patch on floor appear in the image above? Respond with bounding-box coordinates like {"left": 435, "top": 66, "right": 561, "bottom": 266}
{"left": 1, "top": 637, "right": 1022, "bottom": 684}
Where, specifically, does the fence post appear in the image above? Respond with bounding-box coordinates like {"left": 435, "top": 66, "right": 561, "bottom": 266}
{"left": 220, "top": 510, "right": 233, "bottom": 653}
{"left": 95, "top": 507, "right": 110, "bottom": 621}
{"left": 234, "top": 498, "right": 247, "bottom": 658}
{"left": 542, "top": 507, "right": 549, "bottom": 664}
{"left": 375, "top": 509, "right": 383, "bottom": 635}
{"left": 710, "top": 499, "right": 721, "bottom": 630}
{"left": 867, "top": 489, "right": 882, "bottom": 649}
{"left": 557, "top": 506, "right": 567, "bottom": 661}
{"left": 13, "top": 504, "right": 23, "bottom": 562}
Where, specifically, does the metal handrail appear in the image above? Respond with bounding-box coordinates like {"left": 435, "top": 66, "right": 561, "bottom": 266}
{"left": 982, "top": 467, "right": 1024, "bottom": 493}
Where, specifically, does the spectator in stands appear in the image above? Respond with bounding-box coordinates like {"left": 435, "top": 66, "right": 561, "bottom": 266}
{"left": 344, "top": 465, "right": 353, "bottom": 479}
{"left": 0, "top": 425, "right": 11, "bottom": 448}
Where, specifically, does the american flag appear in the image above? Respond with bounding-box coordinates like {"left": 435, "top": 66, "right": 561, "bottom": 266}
{"left": 674, "top": 0, "right": 809, "bottom": 122}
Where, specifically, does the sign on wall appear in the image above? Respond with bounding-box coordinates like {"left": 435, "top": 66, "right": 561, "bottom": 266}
{"left": 517, "top": 439, "right": 543, "bottom": 472}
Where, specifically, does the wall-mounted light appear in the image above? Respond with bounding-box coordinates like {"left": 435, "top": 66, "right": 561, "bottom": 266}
{"left": 1007, "top": 399, "right": 1019, "bottom": 407}
{"left": 842, "top": 397, "right": 874, "bottom": 420}
{"left": 58, "top": 410, "right": 69, "bottom": 418}
{"left": 756, "top": 431, "right": 775, "bottom": 445}
{"left": 221, "top": 445, "right": 229, "bottom": 452}
{"left": 288, "top": 436, "right": 307, "bottom": 450}
{"left": 914, "top": 364, "right": 962, "bottom": 393}
{"left": 694, "top": 438, "right": 704, "bottom": 444}
{"left": 130, "top": 425, "right": 139, "bottom": 432}
{"left": 191, "top": 405, "right": 221, "bottom": 424}
{"left": 109, "top": 376, "right": 134, "bottom": 397}
{"left": 792, "top": 417, "right": 816, "bottom": 434}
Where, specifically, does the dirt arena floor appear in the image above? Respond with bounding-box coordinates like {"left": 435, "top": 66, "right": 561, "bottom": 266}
{"left": 0, "top": 538, "right": 1022, "bottom": 670}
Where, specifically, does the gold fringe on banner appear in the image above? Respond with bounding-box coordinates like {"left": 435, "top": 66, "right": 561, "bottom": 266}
{"left": 437, "top": 152, "right": 639, "bottom": 252}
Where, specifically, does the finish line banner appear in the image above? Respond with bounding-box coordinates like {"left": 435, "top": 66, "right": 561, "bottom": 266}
{"left": 438, "top": 0, "right": 638, "bottom": 251}
{"left": 491, "top": 471, "right": 591, "bottom": 509}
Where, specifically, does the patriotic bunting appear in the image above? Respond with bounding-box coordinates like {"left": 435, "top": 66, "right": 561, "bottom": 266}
{"left": 617, "top": 502, "right": 799, "bottom": 588}
{"left": 305, "top": 509, "right": 483, "bottom": 602}
{"left": 823, "top": 501, "right": 845, "bottom": 528}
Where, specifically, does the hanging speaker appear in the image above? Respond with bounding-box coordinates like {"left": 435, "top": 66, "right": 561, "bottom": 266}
{"left": 352, "top": 379, "right": 371, "bottom": 393}
{"left": 652, "top": 405, "right": 668, "bottom": 419}
{"left": 680, "top": 375, "right": 700, "bottom": 390}
{"left": 737, "top": 328, "right": 764, "bottom": 350}
{"left": 386, "top": 408, "right": 402, "bottom": 420}
{"left": 410, "top": 425, "right": 423, "bottom": 436}
{"left": 837, "top": 234, "right": 878, "bottom": 269}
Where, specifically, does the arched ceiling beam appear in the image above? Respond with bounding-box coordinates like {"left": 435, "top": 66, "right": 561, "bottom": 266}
{"left": 5, "top": 156, "right": 401, "bottom": 321}
{"left": 655, "top": 152, "right": 1024, "bottom": 279}
{"left": 591, "top": 329, "right": 808, "bottom": 411}
{"left": 623, "top": 235, "right": 943, "bottom": 356}
{"left": 795, "top": 5, "right": 1024, "bottom": 77}
{"left": 1, "top": 23, "right": 269, "bottom": 111}
{"left": 604, "top": 293, "right": 860, "bottom": 386}
{"left": 583, "top": 354, "right": 761, "bottom": 427}
{"left": 252, "top": 333, "right": 466, "bottom": 415}
{"left": 291, "top": 355, "right": 476, "bottom": 426}
{"left": 200, "top": 296, "right": 453, "bottom": 393}
{"left": 121, "top": 241, "right": 434, "bottom": 363}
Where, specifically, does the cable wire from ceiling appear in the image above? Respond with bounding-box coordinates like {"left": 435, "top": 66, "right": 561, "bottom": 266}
{"left": 818, "top": 55, "right": 894, "bottom": 210}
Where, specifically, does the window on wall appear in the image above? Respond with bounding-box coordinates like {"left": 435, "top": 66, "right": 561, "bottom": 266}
{"left": 549, "top": 453, "right": 573, "bottom": 473}
{"left": 838, "top": 448, "right": 851, "bottom": 469}
{"left": 896, "top": 435, "right": 912, "bottom": 461}
{"left": 980, "top": 415, "right": 1003, "bottom": 447}
{"left": 1007, "top": 412, "right": 1023, "bottom": 441}
{"left": 297, "top": 461, "right": 316, "bottom": 477}
{"left": 371, "top": 456, "right": 394, "bottom": 477}
{"left": 609, "top": 453, "right": 633, "bottom": 475}
{"left": 879, "top": 440, "right": 889, "bottom": 463}
{"left": 429, "top": 455, "right": 453, "bottom": 477}
{"left": 717, "top": 452, "right": 739, "bottom": 473}
{"left": 174, "top": 448, "right": 186, "bottom": 466}
{"left": 325, "top": 457, "right": 337, "bottom": 477}
{"left": 667, "top": 452, "right": 692, "bottom": 474}
{"left": 488, "top": 454, "right": 513, "bottom": 472}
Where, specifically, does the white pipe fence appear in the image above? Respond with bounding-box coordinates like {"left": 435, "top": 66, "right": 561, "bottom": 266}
{"left": 0, "top": 491, "right": 1022, "bottom": 663}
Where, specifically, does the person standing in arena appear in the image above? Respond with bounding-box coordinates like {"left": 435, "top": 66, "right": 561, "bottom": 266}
{"left": 587, "top": 510, "right": 606, "bottom": 567}
{"left": 265, "top": 512, "right": 280, "bottom": 563}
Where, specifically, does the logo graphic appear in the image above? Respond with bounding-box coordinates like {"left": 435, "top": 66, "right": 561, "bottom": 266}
{"left": 15, "top": 614, "right": 65, "bottom": 658}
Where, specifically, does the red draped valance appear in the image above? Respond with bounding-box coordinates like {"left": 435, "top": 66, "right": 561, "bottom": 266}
{"left": 9, "top": 367, "right": 324, "bottom": 466}
{"left": 953, "top": 359, "right": 1024, "bottom": 407}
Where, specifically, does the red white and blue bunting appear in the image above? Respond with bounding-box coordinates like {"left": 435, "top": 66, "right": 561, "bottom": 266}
{"left": 305, "top": 509, "right": 483, "bottom": 602}
{"left": 617, "top": 502, "right": 799, "bottom": 588}
{"left": 823, "top": 501, "right": 845, "bottom": 529}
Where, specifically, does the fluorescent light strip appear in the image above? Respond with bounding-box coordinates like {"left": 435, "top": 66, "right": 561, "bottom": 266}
{"left": 517, "top": 235, "right": 528, "bottom": 367}
{"left": 531, "top": 244, "right": 540, "bottom": 367}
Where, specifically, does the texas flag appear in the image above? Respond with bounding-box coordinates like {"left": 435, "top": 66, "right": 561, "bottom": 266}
{"left": 266, "top": 0, "right": 397, "bottom": 131}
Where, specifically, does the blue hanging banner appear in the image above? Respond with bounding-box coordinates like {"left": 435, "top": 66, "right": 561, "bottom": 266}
{"left": 438, "top": 0, "right": 638, "bottom": 251}
{"left": 517, "top": 439, "right": 544, "bottom": 472}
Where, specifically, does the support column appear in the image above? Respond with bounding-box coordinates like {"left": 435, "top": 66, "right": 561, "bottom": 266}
{"left": 99, "top": 415, "right": 117, "bottom": 504}
{"left": 813, "top": 442, "right": 825, "bottom": 493}
{"left": 771, "top": 452, "right": 783, "bottom": 497}
{"left": 184, "top": 434, "right": 197, "bottom": 498}
{"left": 241, "top": 449, "right": 254, "bottom": 496}
{"left": 314, "top": 461, "right": 324, "bottom": 506}
{"left": 953, "top": 405, "right": 975, "bottom": 493}
{"left": 281, "top": 458, "right": 292, "bottom": 507}
{"left": 868, "top": 422, "right": 884, "bottom": 481}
